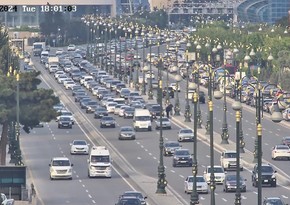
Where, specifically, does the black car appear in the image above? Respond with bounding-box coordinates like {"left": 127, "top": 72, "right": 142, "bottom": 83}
{"left": 94, "top": 107, "right": 109, "bottom": 119}
{"left": 100, "top": 116, "right": 116, "bottom": 128}
{"left": 58, "top": 116, "right": 73, "bottom": 129}
{"left": 172, "top": 149, "right": 192, "bottom": 167}
{"left": 252, "top": 163, "right": 277, "bottom": 187}
{"left": 74, "top": 92, "right": 87, "bottom": 102}
{"left": 148, "top": 104, "right": 162, "bottom": 119}
{"left": 115, "top": 196, "right": 142, "bottom": 205}
{"left": 121, "top": 191, "right": 147, "bottom": 205}
{"left": 162, "top": 87, "right": 174, "bottom": 98}
{"left": 223, "top": 175, "right": 247, "bottom": 192}
{"left": 80, "top": 98, "right": 92, "bottom": 109}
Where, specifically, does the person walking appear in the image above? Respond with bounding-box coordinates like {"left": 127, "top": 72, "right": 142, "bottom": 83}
{"left": 166, "top": 103, "right": 173, "bottom": 118}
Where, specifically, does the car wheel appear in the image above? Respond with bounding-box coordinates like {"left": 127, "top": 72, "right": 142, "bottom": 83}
{"left": 271, "top": 182, "right": 276, "bottom": 187}
{"left": 173, "top": 162, "right": 176, "bottom": 167}
{"left": 168, "top": 126, "right": 172, "bottom": 130}
{"left": 243, "top": 188, "right": 246, "bottom": 192}
{"left": 240, "top": 167, "right": 244, "bottom": 171}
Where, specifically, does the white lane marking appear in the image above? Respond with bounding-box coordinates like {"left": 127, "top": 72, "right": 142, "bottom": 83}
{"left": 136, "top": 141, "right": 140, "bottom": 144}
{"left": 88, "top": 194, "right": 92, "bottom": 198}
{"left": 248, "top": 128, "right": 252, "bottom": 131}
{"left": 92, "top": 200, "right": 96, "bottom": 203}
{"left": 200, "top": 196, "right": 205, "bottom": 200}
{"left": 269, "top": 131, "right": 273, "bottom": 133}
{"left": 281, "top": 195, "right": 288, "bottom": 199}
{"left": 82, "top": 184, "right": 85, "bottom": 188}
{"left": 179, "top": 175, "right": 184, "bottom": 178}
{"left": 241, "top": 196, "right": 247, "bottom": 199}
{"left": 153, "top": 157, "right": 157, "bottom": 160}
{"left": 201, "top": 165, "right": 205, "bottom": 168}
{"left": 277, "top": 128, "right": 281, "bottom": 131}
{"left": 53, "top": 137, "right": 56, "bottom": 140}
{"left": 252, "top": 137, "right": 255, "bottom": 139}
{"left": 275, "top": 133, "right": 279, "bottom": 136}
{"left": 265, "top": 143, "right": 269, "bottom": 146}
{"left": 144, "top": 149, "right": 148, "bottom": 152}
{"left": 222, "top": 198, "right": 227, "bottom": 202}
{"left": 206, "top": 155, "right": 210, "bottom": 158}
{"left": 215, "top": 193, "right": 218, "bottom": 196}
{"left": 148, "top": 153, "right": 152, "bottom": 156}
{"left": 165, "top": 138, "right": 168, "bottom": 140}
{"left": 85, "top": 189, "right": 89, "bottom": 193}
{"left": 170, "top": 170, "right": 175, "bottom": 173}
{"left": 137, "top": 157, "right": 141, "bottom": 160}
{"left": 141, "top": 145, "right": 144, "bottom": 148}
{"left": 75, "top": 175, "right": 79, "bottom": 178}
{"left": 78, "top": 179, "right": 82, "bottom": 183}
{"left": 245, "top": 133, "right": 249, "bottom": 136}
{"left": 253, "top": 191, "right": 258, "bottom": 194}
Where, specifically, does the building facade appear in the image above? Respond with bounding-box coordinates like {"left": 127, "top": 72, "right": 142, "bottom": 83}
{"left": 236, "top": 0, "right": 290, "bottom": 24}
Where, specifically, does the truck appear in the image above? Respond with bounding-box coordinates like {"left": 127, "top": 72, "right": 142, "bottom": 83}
{"left": 32, "top": 42, "right": 46, "bottom": 56}
{"left": 133, "top": 109, "right": 152, "bottom": 131}
{"left": 48, "top": 56, "right": 59, "bottom": 73}
{"left": 88, "top": 146, "right": 112, "bottom": 178}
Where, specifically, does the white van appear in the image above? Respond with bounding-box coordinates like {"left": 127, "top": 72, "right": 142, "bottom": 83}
{"left": 133, "top": 109, "right": 152, "bottom": 131}
{"left": 88, "top": 146, "right": 112, "bottom": 178}
{"left": 113, "top": 97, "right": 126, "bottom": 105}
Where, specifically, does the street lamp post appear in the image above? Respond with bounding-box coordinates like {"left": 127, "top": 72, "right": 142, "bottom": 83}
{"left": 141, "top": 30, "right": 146, "bottom": 95}
{"left": 165, "top": 37, "right": 171, "bottom": 105}
{"left": 221, "top": 67, "right": 229, "bottom": 144}
{"left": 104, "top": 26, "right": 108, "bottom": 72}
{"left": 232, "top": 101, "right": 242, "bottom": 205}
{"left": 190, "top": 84, "right": 199, "bottom": 205}
{"left": 148, "top": 35, "right": 154, "bottom": 100}
{"left": 156, "top": 61, "right": 167, "bottom": 194}
{"left": 114, "top": 29, "right": 117, "bottom": 78}
{"left": 196, "top": 44, "right": 202, "bottom": 128}
{"left": 123, "top": 28, "right": 128, "bottom": 83}
{"left": 135, "top": 29, "right": 140, "bottom": 91}
{"left": 184, "top": 41, "right": 192, "bottom": 122}
{"left": 174, "top": 75, "right": 182, "bottom": 115}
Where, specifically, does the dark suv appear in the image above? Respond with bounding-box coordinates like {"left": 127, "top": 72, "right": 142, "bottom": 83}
{"left": 115, "top": 196, "right": 142, "bottom": 205}
{"left": 58, "top": 116, "right": 73, "bottom": 129}
{"left": 252, "top": 163, "right": 277, "bottom": 187}
{"left": 172, "top": 149, "right": 192, "bottom": 167}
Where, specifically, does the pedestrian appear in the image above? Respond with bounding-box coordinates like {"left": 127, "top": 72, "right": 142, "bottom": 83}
{"left": 166, "top": 103, "right": 173, "bottom": 118}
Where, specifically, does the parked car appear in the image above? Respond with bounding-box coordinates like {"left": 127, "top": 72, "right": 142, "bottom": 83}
{"left": 223, "top": 174, "right": 247, "bottom": 192}
{"left": 184, "top": 176, "right": 209, "bottom": 194}
{"left": 162, "top": 87, "right": 174, "bottom": 98}
{"left": 282, "top": 108, "right": 290, "bottom": 121}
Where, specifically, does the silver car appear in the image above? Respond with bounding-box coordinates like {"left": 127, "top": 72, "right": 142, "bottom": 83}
{"left": 163, "top": 141, "right": 181, "bottom": 156}
{"left": 178, "top": 128, "right": 194, "bottom": 142}
{"left": 119, "top": 126, "right": 136, "bottom": 140}
{"left": 155, "top": 117, "right": 171, "bottom": 130}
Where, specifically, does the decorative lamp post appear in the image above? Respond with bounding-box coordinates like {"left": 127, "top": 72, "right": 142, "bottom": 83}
{"left": 221, "top": 56, "right": 230, "bottom": 144}
{"left": 118, "top": 26, "right": 123, "bottom": 80}
{"left": 104, "top": 25, "right": 108, "bottom": 72}
{"left": 165, "top": 37, "right": 171, "bottom": 105}
{"left": 114, "top": 28, "right": 118, "bottom": 78}
{"left": 217, "top": 43, "right": 223, "bottom": 67}
{"left": 135, "top": 28, "right": 140, "bottom": 91}
{"left": 209, "top": 89, "right": 223, "bottom": 205}
{"left": 196, "top": 44, "right": 202, "bottom": 128}
{"left": 174, "top": 74, "right": 182, "bottom": 116}
{"left": 148, "top": 31, "right": 154, "bottom": 100}
{"left": 156, "top": 65, "right": 167, "bottom": 194}
{"left": 123, "top": 27, "right": 128, "bottom": 82}
{"left": 128, "top": 28, "right": 133, "bottom": 87}
{"left": 143, "top": 65, "right": 149, "bottom": 95}
{"left": 190, "top": 82, "right": 199, "bottom": 205}
{"left": 141, "top": 30, "right": 146, "bottom": 95}
{"left": 184, "top": 41, "right": 192, "bottom": 122}
{"left": 232, "top": 101, "right": 242, "bottom": 205}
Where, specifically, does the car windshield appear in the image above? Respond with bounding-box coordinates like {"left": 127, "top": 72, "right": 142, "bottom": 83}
{"left": 188, "top": 177, "right": 205, "bottom": 183}
{"left": 96, "top": 108, "right": 106, "bottom": 112}
{"left": 123, "top": 193, "right": 143, "bottom": 199}
{"left": 60, "top": 117, "right": 71, "bottom": 121}
{"left": 73, "top": 141, "right": 87, "bottom": 145}
{"left": 121, "top": 127, "right": 133, "bottom": 132}
{"left": 180, "top": 129, "right": 193, "bottom": 133}
{"left": 152, "top": 106, "right": 161, "bottom": 111}
{"left": 125, "top": 107, "right": 135, "bottom": 111}
{"left": 135, "top": 116, "right": 151, "bottom": 121}
{"left": 224, "top": 153, "right": 237, "bottom": 158}
{"left": 102, "top": 117, "right": 113, "bottom": 120}
{"left": 261, "top": 166, "right": 274, "bottom": 173}
{"left": 52, "top": 160, "right": 70, "bottom": 166}
{"left": 265, "top": 199, "right": 284, "bottom": 205}
{"left": 276, "top": 145, "right": 289, "bottom": 150}
{"left": 226, "top": 175, "right": 244, "bottom": 181}
{"left": 208, "top": 167, "right": 224, "bottom": 173}
{"left": 91, "top": 156, "right": 110, "bottom": 163}
{"left": 175, "top": 150, "right": 190, "bottom": 155}
{"left": 166, "top": 142, "right": 179, "bottom": 147}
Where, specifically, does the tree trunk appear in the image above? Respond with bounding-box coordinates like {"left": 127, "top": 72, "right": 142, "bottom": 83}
{"left": 0, "top": 122, "right": 9, "bottom": 165}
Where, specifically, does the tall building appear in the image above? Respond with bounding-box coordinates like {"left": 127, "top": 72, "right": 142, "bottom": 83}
{"left": 117, "top": 0, "right": 150, "bottom": 15}
{"left": 236, "top": 0, "right": 290, "bottom": 24}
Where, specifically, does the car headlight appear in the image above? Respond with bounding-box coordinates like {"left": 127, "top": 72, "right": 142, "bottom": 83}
{"left": 106, "top": 167, "right": 111, "bottom": 171}
{"left": 68, "top": 168, "right": 72, "bottom": 173}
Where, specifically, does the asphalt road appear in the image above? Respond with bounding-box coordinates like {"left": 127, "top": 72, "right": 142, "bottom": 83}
{"left": 20, "top": 44, "right": 290, "bottom": 205}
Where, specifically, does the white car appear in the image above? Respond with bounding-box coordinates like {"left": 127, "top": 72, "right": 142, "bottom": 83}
{"left": 145, "top": 71, "right": 155, "bottom": 79}
{"left": 114, "top": 104, "right": 125, "bottom": 115}
{"left": 184, "top": 176, "right": 209, "bottom": 194}
{"left": 57, "top": 74, "right": 69, "bottom": 84}
{"left": 119, "top": 105, "right": 130, "bottom": 117}
{"left": 64, "top": 81, "right": 76, "bottom": 90}
{"left": 220, "top": 150, "right": 243, "bottom": 171}
{"left": 169, "top": 82, "right": 181, "bottom": 92}
{"left": 54, "top": 70, "right": 65, "bottom": 79}
{"left": 271, "top": 145, "right": 290, "bottom": 160}
{"left": 155, "top": 117, "right": 171, "bottom": 130}
{"left": 177, "top": 128, "right": 194, "bottom": 142}
{"left": 106, "top": 102, "right": 118, "bottom": 113}
{"left": 56, "top": 109, "right": 75, "bottom": 124}
{"left": 203, "top": 166, "right": 226, "bottom": 184}
{"left": 49, "top": 157, "right": 73, "bottom": 180}
{"left": 67, "top": 44, "right": 76, "bottom": 51}
{"left": 70, "top": 140, "right": 89, "bottom": 155}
